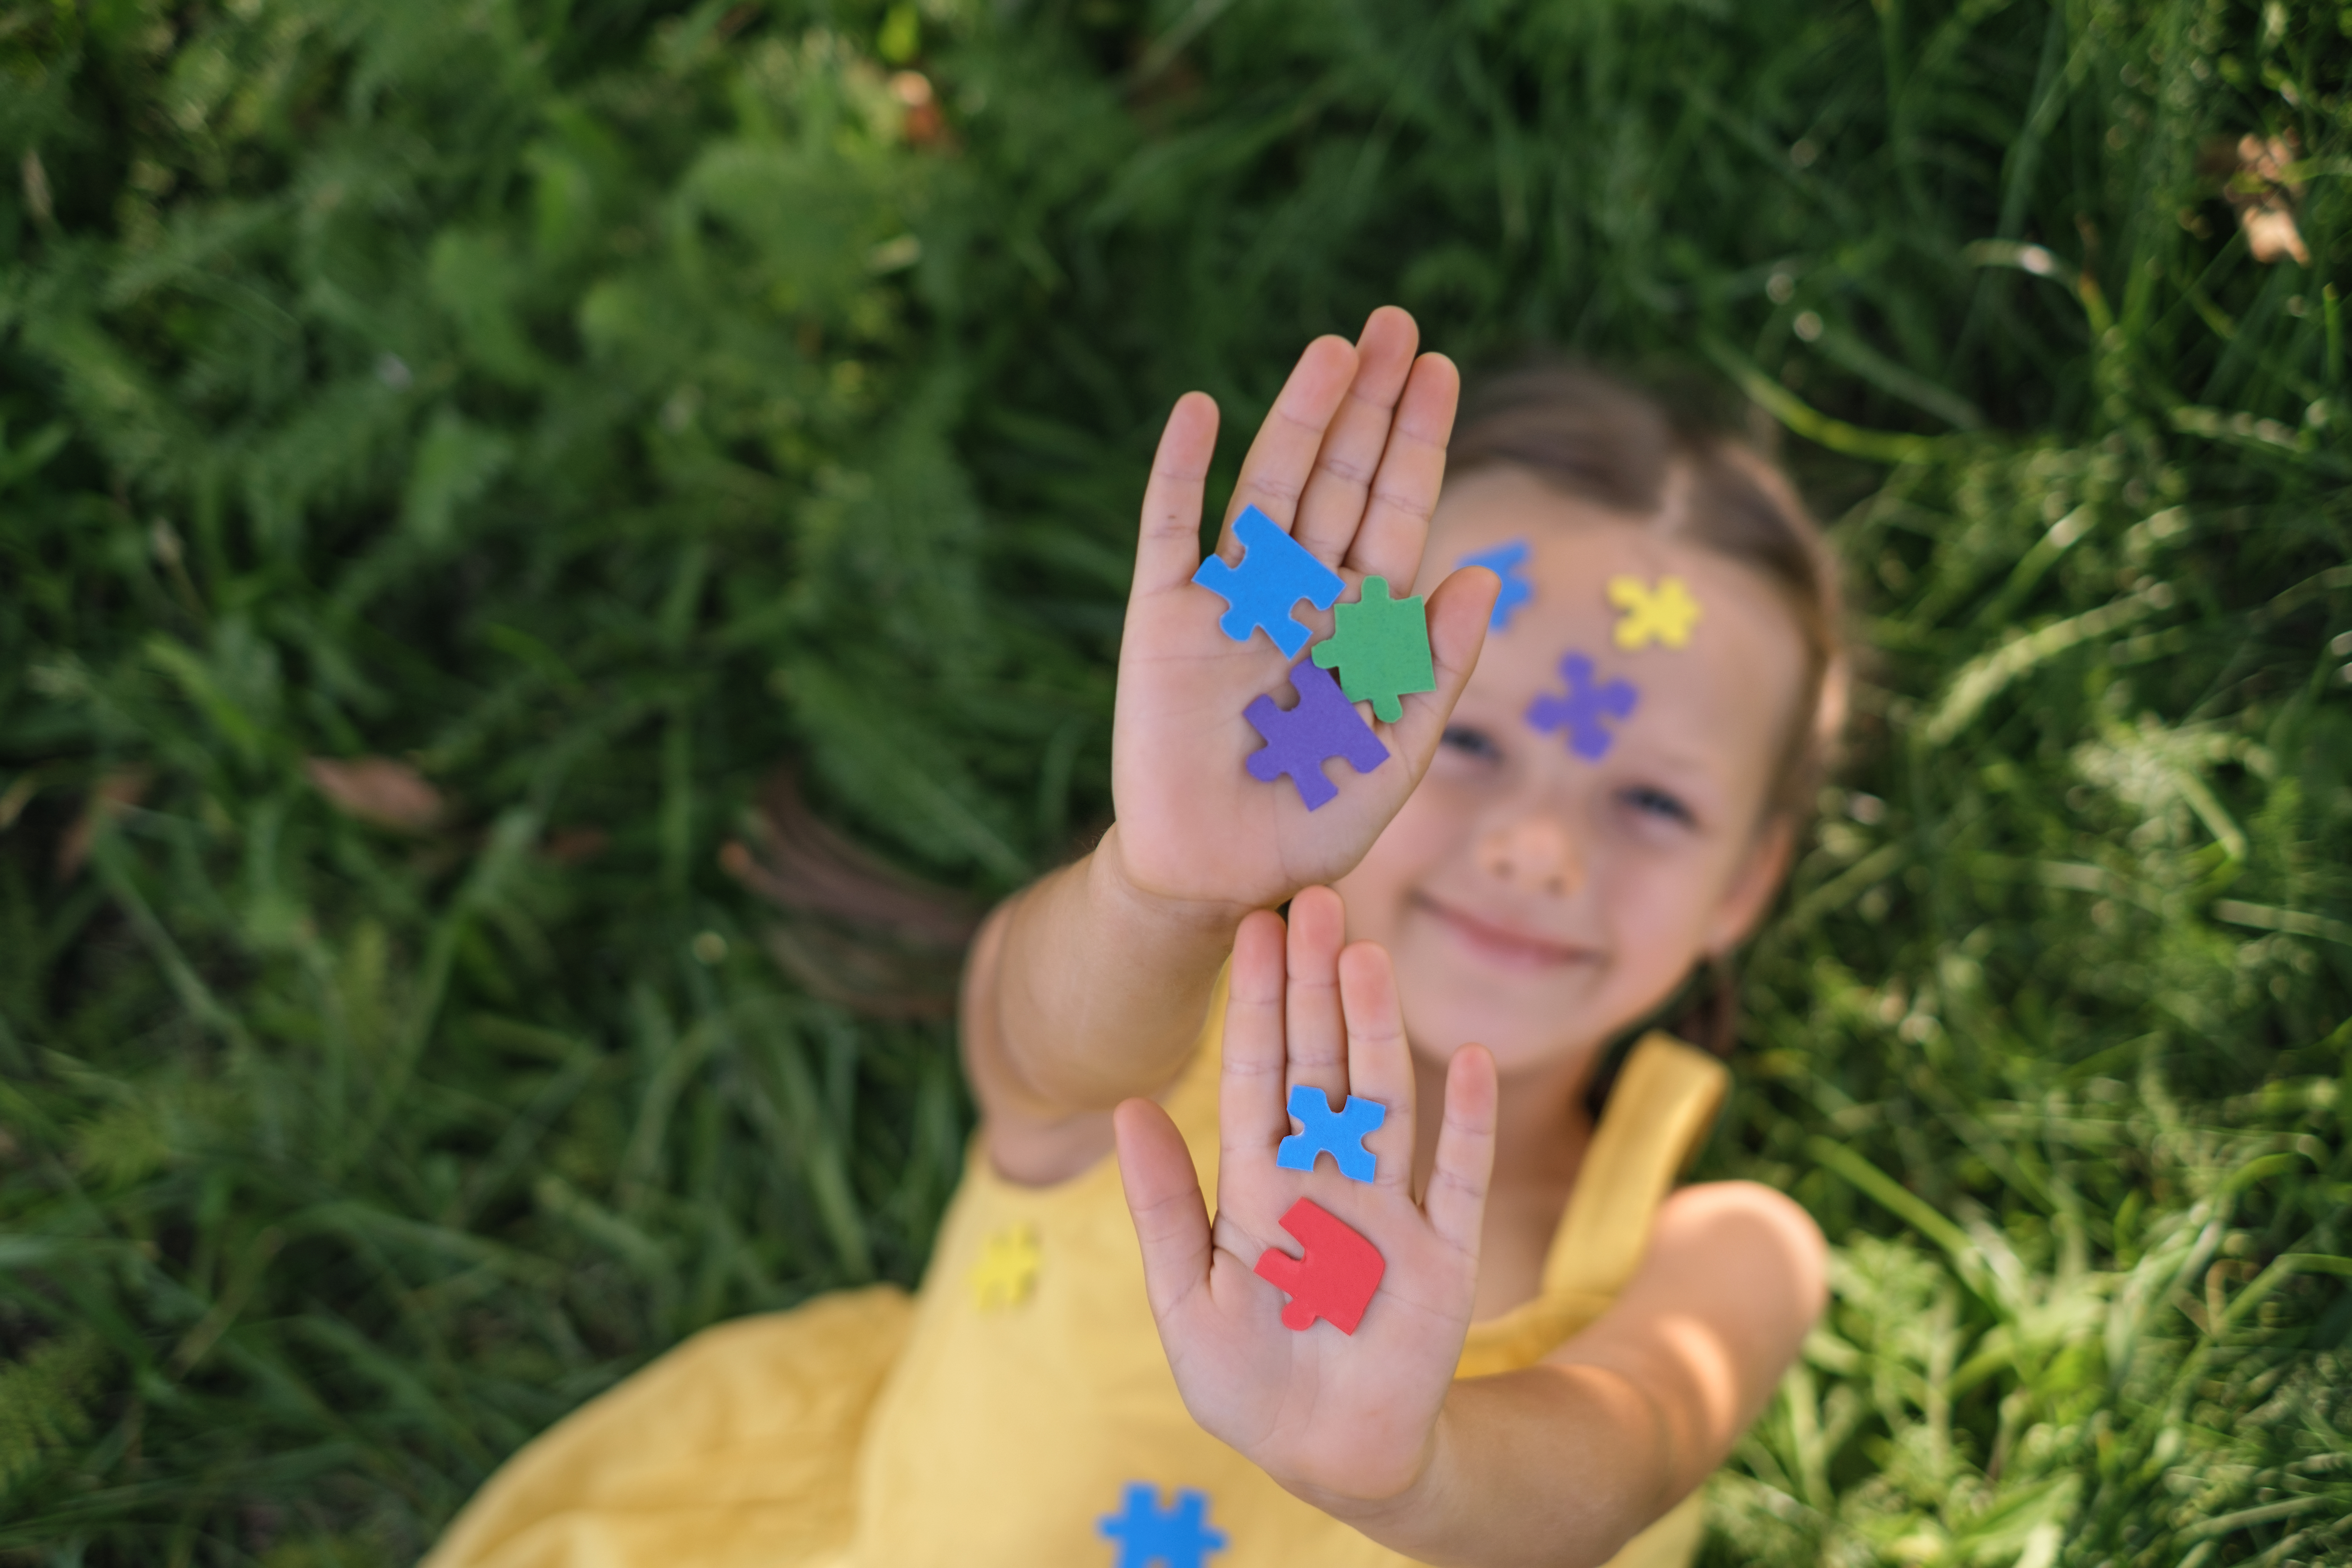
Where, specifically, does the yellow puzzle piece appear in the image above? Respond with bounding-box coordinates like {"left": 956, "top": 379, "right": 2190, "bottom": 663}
{"left": 968, "top": 1223, "right": 1040, "bottom": 1310}
{"left": 1607, "top": 575, "right": 1701, "bottom": 649}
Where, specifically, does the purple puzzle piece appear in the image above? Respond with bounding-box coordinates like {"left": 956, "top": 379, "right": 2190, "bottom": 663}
{"left": 1192, "top": 505, "right": 1346, "bottom": 659}
{"left": 1244, "top": 663, "right": 1392, "bottom": 810}
{"left": 1526, "top": 652, "right": 1638, "bottom": 760}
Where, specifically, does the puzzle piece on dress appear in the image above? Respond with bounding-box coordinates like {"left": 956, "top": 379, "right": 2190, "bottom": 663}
{"left": 1191, "top": 505, "right": 1346, "bottom": 658}
{"left": 968, "top": 1223, "right": 1039, "bottom": 1311}
{"left": 1276, "top": 1086, "right": 1386, "bottom": 1183}
{"left": 1456, "top": 539, "right": 1534, "bottom": 631}
{"left": 1098, "top": 1483, "right": 1228, "bottom": 1568}
{"left": 1607, "top": 574, "right": 1701, "bottom": 649}
{"left": 1309, "top": 576, "right": 1433, "bottom": 723}
{"left": 1253, "top": 1197, "right": 1384, "bottom": 1335}
{"left": 1526, "top": 652, "right": 1638, "bottom": 761}
{"left": 1243, "top": 662, "right": 1392, "bottom": 810}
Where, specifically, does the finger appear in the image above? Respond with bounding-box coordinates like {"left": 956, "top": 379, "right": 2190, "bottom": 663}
{"left": 1216, "top": 337, "right": 1359, "bottom": 550}
{"left": 1282, "top": 886, "right": 1350, "bottom": 1112}
{"left": 1220, "top": 909, "right": 1293, "bottom": 1168}
{"left": 1114, "top": 1097, "right": 1216, "bottom": 1328}
{"left": 1335, "top": 939, "right": 1416, "bottom": 1196}
{"left": 1289, "top": 307, "right": 1420, "bottom": 564}
{"left": 1381, "top": 562, "right": 1497, "bottom": 761}
{"left": 1131, "top": 391, "right": 1221, "bottom": 600}
{"left": 1423, "top": 1043, "right": 1499, "bottom": 1257}
{"left": 1341, "top": 352, "right": 1462, "bottom": 584}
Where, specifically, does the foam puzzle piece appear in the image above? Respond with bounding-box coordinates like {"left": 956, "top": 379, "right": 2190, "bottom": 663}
{"left": 1191, "top": 505, "right": 1346, "bottom": 658}
{"left": 1254, "top": 1197, "right": 1384, "bottom": 1335}
{"left": 1098, "top": 1483, "right": 1228, "bottom": 1568}
{"left": 1276, "top": 1086, "right": 1386, "bottom": 1183}
{"left": 968, "top": 1223, "right": 1040, "bottom": 1311}
{"left": 1527, "top": 652, "right": 1638, "bottom": 761}
{"left": 1457, "top": 539, "right": 1534, "bottom": 631}
{"left": 1309, "top": 576, "right": 1434, "bottom": 723}
{"left": 1243, "top": 662, "right": 1392, "bottom": 810}
{"left": 1607, "top": 574, "right": 1701, "bottom": 649}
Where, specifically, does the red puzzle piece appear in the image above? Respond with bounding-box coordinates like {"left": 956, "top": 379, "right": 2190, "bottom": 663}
{"left": 1253, "top": 1197, "right": 1384, "bottom": 1336}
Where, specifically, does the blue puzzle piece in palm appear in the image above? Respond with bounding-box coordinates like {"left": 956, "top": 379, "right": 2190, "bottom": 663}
{"left": 1193, "top": 505, "right": 1345, "bottom": 658}
{"left": 1243, "top": 662, "right": 1392, "bottom": 810}
{"left": 1099, "top": 1483, "right": 1228, "bottom": 1568}
{"left": 1277, "top": 1085, "right": 1386, "bottom": 1183}
{"left": 1457, "top": 539, "right": 1533, "bottom": 631}
{"left": 1527, "top": 652, "right": 1638, "bottom": 761}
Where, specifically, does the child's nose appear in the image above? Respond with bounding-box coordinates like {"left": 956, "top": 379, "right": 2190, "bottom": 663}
{"left": 1475, "top": 813, "right": 1582, "bottom": 897}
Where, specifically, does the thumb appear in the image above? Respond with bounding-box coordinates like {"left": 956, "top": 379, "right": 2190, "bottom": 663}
{"left": 1113, "top": 1097, "right": 1215, "bottom": 1328}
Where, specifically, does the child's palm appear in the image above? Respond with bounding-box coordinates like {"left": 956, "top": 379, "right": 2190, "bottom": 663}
{"left": 1115, "top": 892, "right": 1498, "bottom": 1503}
{"left": 1110, "top": 313, "right": 1494, "bottom": 911}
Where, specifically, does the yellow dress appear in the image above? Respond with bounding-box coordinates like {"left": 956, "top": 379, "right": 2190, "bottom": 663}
{"left": 424, "top": 999, "right": 1728, "bottom": 1568}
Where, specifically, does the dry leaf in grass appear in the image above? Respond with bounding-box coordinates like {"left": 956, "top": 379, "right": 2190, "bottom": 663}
{"left": 2206, "top": 132, "right": 2309, "bottom": 266}
{"left": 55, "top": 768, "right": 153, "bottom": 880}
{"left": 304, "top": 756, "right": 448, "bottom": 834}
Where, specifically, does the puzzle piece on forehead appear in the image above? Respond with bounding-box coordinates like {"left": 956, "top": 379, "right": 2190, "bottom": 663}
{"left": 1608, "top": 574, "right": 1701, "bottom": 650}
{"left": 1243, "top": 663, "right": 1392, "bottom": 810}
{"left": 967, "top": 1223, "right": 1039, "bottom": 1311}
{"left": 1309, "top": 576, "right": 1434, "bottom": 723}
{"left": 1191, "top": 505, "right": 1346, "bottom": 658}
{"left": 1457, "top": 539, "right": 1534, "bottom": 631}
{"left": 1253, "top": 1197, "right": 1384, "bottom": 1336}
{"left": 1527, "top": 652, "right": 1638, "bottom": 761}
{"left": 1098, "top": 1483, "right": 1228, "bottom": 1568}
{"left": 1276, "top": 1086, "right": 1386, "bottom": 1183}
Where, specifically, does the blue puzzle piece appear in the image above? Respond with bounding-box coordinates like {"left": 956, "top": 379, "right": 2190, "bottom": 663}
{"left": 1243, "top": 662, "right": 1392, "bottom": 810}
{"left": 1277, "top": 1085, "right": 1386, "bottom": 1183}
{"left": 1526, "top": 652, "right": 1638, "bottom": 761}
{"left": 1192, "top": 505, "right": 1345, "bottom": 658}
{"left": 1456, "top": 539, "right": 1533, "bottom": 631}
{"left": 1099, "top": 1482, "right": 1228, "bottom": 1568}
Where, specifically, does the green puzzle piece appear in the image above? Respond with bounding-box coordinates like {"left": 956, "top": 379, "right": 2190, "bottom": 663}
{"left": 1310, "top": 576, "right": 1434, "bottom": 723}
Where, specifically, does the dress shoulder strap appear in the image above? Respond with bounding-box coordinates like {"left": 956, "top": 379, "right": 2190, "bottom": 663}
{"left": 1540, "top": 1032, "right": 1729, "bottom": 1300}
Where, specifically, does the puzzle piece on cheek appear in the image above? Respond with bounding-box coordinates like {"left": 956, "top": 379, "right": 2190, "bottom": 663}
{"left": 1309, "top": 576, "right": 1434, "bottom": 723}
{"left": 1456, "top": 539, "right": 1534, "bottom": 631}
{"left": 968, "top": 1223, "right": 1039, "bottom": 1311}
{"left": 1191, "top": 505, "right": 1346, "bottom": 659}
{"left": 1098, "top": 1483, "right": 1228, "bottom": 1568}
{"left": 1526, "top": 652, "right": 1638, "bottom": 761}
{"left": 1253, "top": 1197, "right": 1384, "bottom": 1335}
{"left": 1276, "top": 1086, "right": 1386, "bottom": 1183}
{"left": 1607, "top": 574, "right": 1701, "bottom": 649}
{"left": 1243, "top": 663, "right": 1392, "bottom": 810}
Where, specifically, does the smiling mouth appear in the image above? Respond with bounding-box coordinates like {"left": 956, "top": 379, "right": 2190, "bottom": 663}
{"left": 1413, "top": 894, "right": 1595, "bottom": 970}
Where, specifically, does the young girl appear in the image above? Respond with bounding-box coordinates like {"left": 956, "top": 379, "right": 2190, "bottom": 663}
{"left": 426, "top": 308, "right": 1845, "bottom": 1568}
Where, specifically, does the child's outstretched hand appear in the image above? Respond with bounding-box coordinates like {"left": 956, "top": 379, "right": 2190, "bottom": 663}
{"left": 1108, "top": 309, "right": 1495, "bottom": 915}
{"left": 1112, "top": 887, "right": 1499, "bottom": 1505}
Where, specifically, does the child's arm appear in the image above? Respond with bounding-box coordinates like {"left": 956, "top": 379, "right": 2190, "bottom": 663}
{"left": 962, "top": 311, "right": 1497, "bottom": 1184}
{"left": 1115, "top": 890, "right": 1825, "bottom": 1568}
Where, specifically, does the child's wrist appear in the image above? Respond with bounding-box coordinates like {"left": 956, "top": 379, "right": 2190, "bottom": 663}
{"left": 1088, "top": 824, "right": 1263, "bottom": 940}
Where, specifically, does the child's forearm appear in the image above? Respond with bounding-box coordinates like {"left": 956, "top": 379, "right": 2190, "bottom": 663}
{"left": 966, "top": 823, "right": 1254, "bottom": 1123}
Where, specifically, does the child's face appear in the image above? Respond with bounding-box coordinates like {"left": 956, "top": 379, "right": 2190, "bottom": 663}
{"left": 1335, "top": 466, "right": 1808, "bottom": 1080}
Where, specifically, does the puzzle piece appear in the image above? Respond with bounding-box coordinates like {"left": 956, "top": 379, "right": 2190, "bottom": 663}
{"left": 1243, "top": 663, "right": 1391, "bottom": 811}
{"left": 1607, "top": 574, "right": 1701, "bottom": 649}
{"left": 1191, "top": 505, "right": 1346, "bottom": 658}
{"left": 1309, "top": 576, "right": 1433, "bottom": 723}
{"left": 1457, "top": 539, "right": 1534, "bottom": 631}
{"left": 968, "top": 1223, "right": 1040, "bottom": 1311}
{"left": 1276, "top": 1086, "right": 1386, "bottom": 1183}
{"left": 1526, "top": 652, "right": 1638, "bottom": 761}
{"left": 1098, "top": 1483, "right": 1228, "bottom": 1568}
{"left": 1253, "top": 1197, "right": 1384, "bottom": 1335}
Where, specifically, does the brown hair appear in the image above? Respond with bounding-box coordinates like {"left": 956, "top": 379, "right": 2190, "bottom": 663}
{"left": 1449, "top": 363, "right": 1850, "bottom": 824}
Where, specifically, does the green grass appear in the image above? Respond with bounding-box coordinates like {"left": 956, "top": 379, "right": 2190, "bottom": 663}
{"left": 0, "top": 0, "right": 2346, "bottom": 1563}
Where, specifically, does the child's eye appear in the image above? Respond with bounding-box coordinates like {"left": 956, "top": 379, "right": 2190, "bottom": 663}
{"left": 1439, "top": 724, "right": 1502, "bottom": 762}
{"left": 1622, "top": 785, "right": 1695, "bottom": 826}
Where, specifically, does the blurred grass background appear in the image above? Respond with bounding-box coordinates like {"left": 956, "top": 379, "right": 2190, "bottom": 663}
{"left": 0, "top": 0, "right": 2347, "bottom": 1563}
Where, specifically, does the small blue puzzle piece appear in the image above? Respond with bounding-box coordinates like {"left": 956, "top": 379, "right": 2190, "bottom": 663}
{"left": 1243, "top": 662, "right": 1392, "bottom": 810}
{"left": 1457, "top": 539, "right": 1534, "bottom": 631}
{"left": 1527, "top": 652, "right": 1638, "bottom": 761}
{"left": 1277, "top": 1085, "right": 1386, "bottom": 1183}
{"left": 1099, "top": 1482, "right": 1228, "bottom": 1568}
{"left": 1192, "top": 505, "right": 1345, "bottom": 658}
